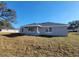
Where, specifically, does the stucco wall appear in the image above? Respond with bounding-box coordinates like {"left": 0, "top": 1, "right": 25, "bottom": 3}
{"left": 20, "top": 26, "right": 68, "bottom": 36}
{"left": 38, "top": 26, "right": 68, "bottom": 36}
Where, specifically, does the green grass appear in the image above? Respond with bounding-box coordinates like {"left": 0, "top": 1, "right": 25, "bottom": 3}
{"left": 0, "top": 32, "right": 79, "bottom": 57}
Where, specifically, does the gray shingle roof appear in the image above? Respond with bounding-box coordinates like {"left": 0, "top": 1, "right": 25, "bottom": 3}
{"left": 28, "top": 22, "right": 67, "bottom": 26}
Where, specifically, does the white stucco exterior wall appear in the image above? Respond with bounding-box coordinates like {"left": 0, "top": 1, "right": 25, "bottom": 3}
{"left": 20, "top": 25, "right": 68, "bottom": 36}
{"left": 0, "top": 29, "right": 19, "bottom": 33}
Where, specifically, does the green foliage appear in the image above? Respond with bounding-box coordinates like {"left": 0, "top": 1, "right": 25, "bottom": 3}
{"left": 0, "top": 1, "right": 16, "bottom": 22}
{"left": 68, "top": 20, "right": 79, "bottom": 31}
{"left": 0, "top": 1, "right": 16, "bottom": 29}
{"left": 0, "top": 20, "right": 14, "bottom": 29}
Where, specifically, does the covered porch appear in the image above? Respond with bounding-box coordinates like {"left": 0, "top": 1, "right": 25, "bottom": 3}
{"left": 23, "top": 25, "right": 41, "bottom": 35}
{"left": 22, "top": 25, "right": 53, "bottom": 36}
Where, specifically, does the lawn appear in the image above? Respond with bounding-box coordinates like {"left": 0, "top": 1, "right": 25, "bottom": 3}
{"left": 0, "top": 32, "right": 79, "bottom": 57}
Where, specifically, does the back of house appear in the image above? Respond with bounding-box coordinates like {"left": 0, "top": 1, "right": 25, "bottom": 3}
{"left": 20, "top": 22, "right": 68, "bottom": 36}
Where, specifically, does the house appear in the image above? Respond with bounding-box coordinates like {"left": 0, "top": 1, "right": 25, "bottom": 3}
{"left": 0, "top": 29, "right": 19, "bottom": 33}
{"left": 20, "top": 22, "right": 68, "bottom": 36}
{"left": 76, "top": 27, "right": 79, "bottom": 32}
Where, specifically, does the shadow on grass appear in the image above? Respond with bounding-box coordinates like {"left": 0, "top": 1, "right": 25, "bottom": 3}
{"left": 2, "top": 33, "right": 25, "bottom": 38}
{"left": 2, "top": 33, "right": 52, "bottom": 38}
{"left": 73, "top": 33, "right": 79, "bottom": 35}
{"left": 2, "top": 33, "right": 67, "bottom": 38}
{"left": 70, "top": 32, "right": 79, "bottom": 35}
{"left": 37, "top": 35, "right": 65, "bottom": 38}
{"left": 36, "top": 35, "right": 53, "bottom": 38}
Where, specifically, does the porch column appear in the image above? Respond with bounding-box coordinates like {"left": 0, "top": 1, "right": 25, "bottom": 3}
{"left": 36, "top": 26, "right": 40, "bottom": 34}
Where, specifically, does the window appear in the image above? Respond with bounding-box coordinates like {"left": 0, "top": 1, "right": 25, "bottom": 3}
{"left": 46, "top": 27, "right": 52, "bottom": 32}
{"left": 49, "top": 27, "right": 52, "bottom": 32}
{"left": 28, "top": 27, "right": 35, "bottom": 32}
{"left": 46, "top": 29, "right": 49, "bottom": 32}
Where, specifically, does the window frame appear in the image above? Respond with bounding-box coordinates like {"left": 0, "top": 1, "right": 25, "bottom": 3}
{"left": 45, "top": 27, "right": 52, "bottom": 32}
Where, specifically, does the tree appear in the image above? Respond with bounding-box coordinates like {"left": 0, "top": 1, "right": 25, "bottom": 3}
{"left": 0, "top": 1, "right": 16, "bottom": 29}
{"left": 0, "top": 20, "right": 14, "bottom": 29}
{"left": 68, "top": 20, "right": 79, "bottom": 32}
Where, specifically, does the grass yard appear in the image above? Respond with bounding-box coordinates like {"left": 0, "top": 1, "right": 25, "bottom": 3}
{"left": 0, "top": 32, "right": 79, "bottom": 57}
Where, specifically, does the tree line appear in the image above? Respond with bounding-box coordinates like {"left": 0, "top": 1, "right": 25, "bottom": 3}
{"left": 68, "top": 20, "right": 79, "bottom": 32}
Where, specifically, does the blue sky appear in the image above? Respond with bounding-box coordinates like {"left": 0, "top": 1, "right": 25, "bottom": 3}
{"left": 6, "top": 1, "right": 79, "bottom": 28}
